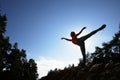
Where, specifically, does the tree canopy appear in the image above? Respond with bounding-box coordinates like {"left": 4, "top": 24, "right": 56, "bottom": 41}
{"left": 0, "top": 14, "right": 38, "bottom": 80}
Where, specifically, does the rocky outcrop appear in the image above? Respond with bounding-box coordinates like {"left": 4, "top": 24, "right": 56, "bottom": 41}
{"left": 40, "top": 63, "right": 120, "bottom": 80}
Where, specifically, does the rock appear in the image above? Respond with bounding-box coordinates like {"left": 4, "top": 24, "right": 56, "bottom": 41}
{"left": 104, "top": 63, "right": 111, "bottom": 69}
{"left": 112, "top": 63, "right": 120, "bottom": 73}
{"left": 40, "top": 63, "right": 120, "bottom": 80}
{"left": 89, "top": 63, "right": 104, "bottom": 72}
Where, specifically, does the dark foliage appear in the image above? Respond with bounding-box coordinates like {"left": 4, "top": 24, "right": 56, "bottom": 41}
{"left": 39, "top": 25, "right": 120, "bottom": 80}
{"left": 0, "top": 14, "right": 38, "bottom": 80}
{"left": 91, "top": 26, "right": 120, "bottom": 64}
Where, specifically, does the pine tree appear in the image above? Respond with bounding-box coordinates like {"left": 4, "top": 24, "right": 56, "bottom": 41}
{"left": 91, "top": 25, "right": 120, "bottom": 64}
{"left": 0, "top": 14, "right": 38, "bottom": 80}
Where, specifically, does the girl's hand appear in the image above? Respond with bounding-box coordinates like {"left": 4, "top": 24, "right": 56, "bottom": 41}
{"left": 61, "top": 37, "right": 65, "bottom": 40}
{"left": 83, "top": 27, "right": 87, "bottom": 29}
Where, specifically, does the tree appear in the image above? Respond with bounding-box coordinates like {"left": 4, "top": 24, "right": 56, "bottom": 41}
{"left": 0, "top": 14, "right": 11, "bottom": 79}
{"left": 91, "top": 25, "right": 120, "bottom": 64}
{"left": 0, "top": 14, "right": 38, "bottom": 80}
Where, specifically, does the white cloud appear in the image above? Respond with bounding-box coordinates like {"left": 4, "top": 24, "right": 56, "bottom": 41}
{"left": 36, "top": 57, "right": 68, "bottom": 78}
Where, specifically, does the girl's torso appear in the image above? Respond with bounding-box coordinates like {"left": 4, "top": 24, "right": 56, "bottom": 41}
{"left": 72, "top": 36, "right": 78, "bottom": 45}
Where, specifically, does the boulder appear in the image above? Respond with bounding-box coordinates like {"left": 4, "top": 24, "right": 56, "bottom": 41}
{"left": 89, "top": 63, "right": 104, "bottom": 72}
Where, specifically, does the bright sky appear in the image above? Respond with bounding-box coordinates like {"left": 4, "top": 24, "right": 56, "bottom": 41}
{"left": 1, "top": 0, "right": 120, "bottom": 78}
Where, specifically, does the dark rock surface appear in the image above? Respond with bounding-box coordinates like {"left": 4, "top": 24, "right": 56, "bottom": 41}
{"left": 39, "top": 63, "right": 120, "bottom": 80}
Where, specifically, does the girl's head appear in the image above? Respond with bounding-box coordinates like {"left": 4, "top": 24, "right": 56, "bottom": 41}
{"left": 70, "top": 31, "right": 76, "bottom": 37}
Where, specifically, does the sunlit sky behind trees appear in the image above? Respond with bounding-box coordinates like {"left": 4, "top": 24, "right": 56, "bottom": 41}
{"left": 1, "top": 0, "right": 120, "bottom": 78}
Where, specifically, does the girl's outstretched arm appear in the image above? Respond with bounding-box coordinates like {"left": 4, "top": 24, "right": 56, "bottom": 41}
{"left": 76, "top": 27, "right": 86, "bottom": 36}
{"left": 61, "top": 37, "right": 72, "bottom": 41}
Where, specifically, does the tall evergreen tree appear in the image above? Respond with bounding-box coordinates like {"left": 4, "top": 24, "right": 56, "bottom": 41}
{"left": 91, "top": 25, "right": 120, "bottom": 64}
{"left": 0, "top": 14, "right": 38, "bottom": 80}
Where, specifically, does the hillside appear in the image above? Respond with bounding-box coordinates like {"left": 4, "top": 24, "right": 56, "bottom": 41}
{"left": 40, "top": 26, "right": 120, "bottom": 80}
{"left": 40, "top": 62, "right": 120, "bottom": 80}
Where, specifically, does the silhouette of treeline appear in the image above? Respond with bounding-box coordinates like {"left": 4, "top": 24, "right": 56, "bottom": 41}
{"left": 40, "top": 26, "right": 120, "bottom": 80}
{"left": 0, "top": 14, "right": 38, "bottom": 80}
{"left": 91, "top": 27, "right": 120, "bottom": 64}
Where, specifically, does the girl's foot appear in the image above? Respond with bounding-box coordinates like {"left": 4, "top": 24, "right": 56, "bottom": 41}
{"left": 99, "top": 24, "right": 106, "bottom": 30}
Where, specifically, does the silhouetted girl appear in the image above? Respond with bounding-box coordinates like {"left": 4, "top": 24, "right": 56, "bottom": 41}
{"left": 61, "top": 24, "right": 106, "bottom": 65}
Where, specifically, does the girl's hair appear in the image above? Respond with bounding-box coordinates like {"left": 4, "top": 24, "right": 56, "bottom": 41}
{"left": 70, "top": 32, "right": 75, "bottom": 37}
